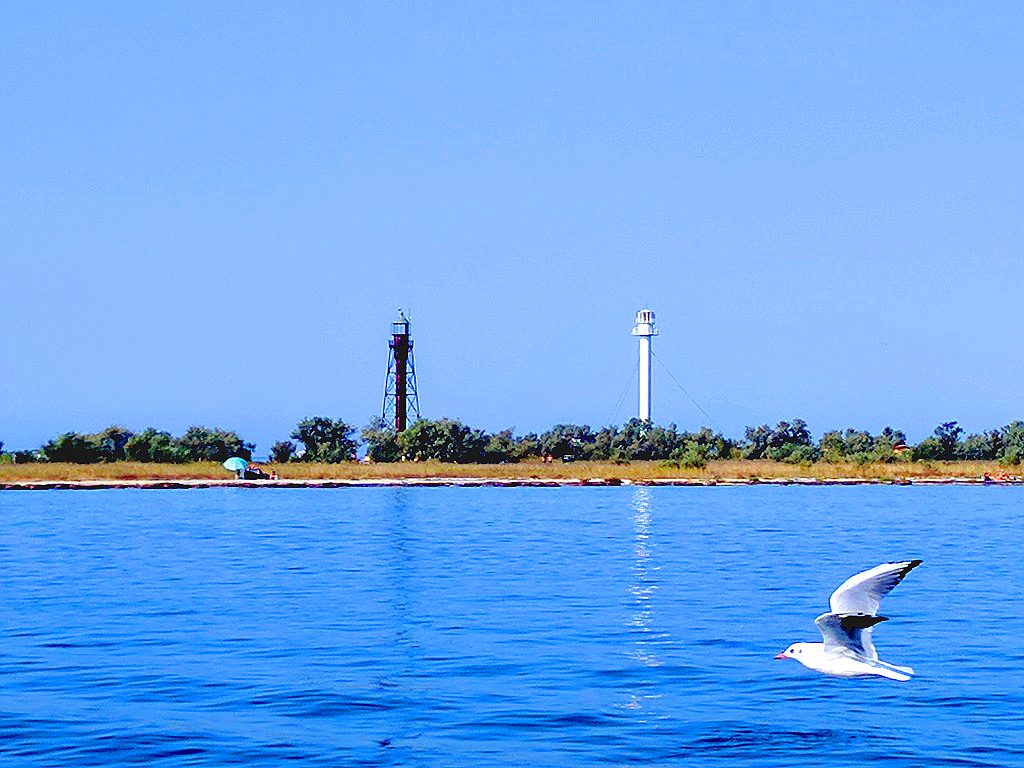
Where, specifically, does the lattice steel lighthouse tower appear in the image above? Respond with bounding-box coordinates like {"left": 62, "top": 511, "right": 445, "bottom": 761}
{"left": 632, "top": 309, "right": 658, "bottom": 422}
{"left": 382, "top": 309, "right": 420, "bottom": 432}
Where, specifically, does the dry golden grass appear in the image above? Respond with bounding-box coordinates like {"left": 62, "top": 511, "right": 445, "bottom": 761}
{"left": 0, "top": 462, "right": 231, "bottom": 482}
{"left": 0, "top": 458, "right": 1009, "bottom": 483}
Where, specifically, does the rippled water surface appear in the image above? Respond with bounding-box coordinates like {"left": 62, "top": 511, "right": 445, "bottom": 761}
{"left": 1, "top": 486, "right": 1021, "bottom": 766}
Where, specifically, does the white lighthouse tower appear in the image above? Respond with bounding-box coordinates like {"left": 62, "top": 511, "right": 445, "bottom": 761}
{"left": 631, "top": 309, "right": 658, "bottom": 422}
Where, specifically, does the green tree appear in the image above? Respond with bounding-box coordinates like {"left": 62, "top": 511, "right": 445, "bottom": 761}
{"left": 482, "top": 429, "right": 517, "bottom": 463}
{"left": 607, "top": 419, "right": 682, "bottom": 461}
{"left": 872, "top": 427, "right": 909, "bottom": 463}
{"left": 125, "top": 428, "right": 185, "bottom": 463}
{"left": 742, "top": 419, "right": 815, "bottom": 462}
{"left": 397, "top": 419, "right": 487, "bottom": 463}
{"left": 912, "top": 437, "right": 943, "bottom": 461}
{"left": 512, "top": 432, "right": 541, "bottom": 460}
{"left": 821, "top": 429, "right": 871, "bottom": 463}
{"left": 678, "top": 442, "right": 709, "bottom": 469}
{"left": 290, "top": 417, "right": 358, "bottom": 462}
{"left": 361, "top": 418, "right": 401, "bottom": 462}
{"left": 684, "top": 426, "right": 736, "bottom": 460}
{"left": 879, "top": 426, "right": 908, "bottom": 447}
{"left": 819, "top": 430, "right": 845, "bottom": 461}
{"left": 40, "top": 432, "right": 107, "bottom": 463}
{"left": 820, "top": 426, "right": 908, "bottom": 463}
{"left": 610, "top": 419, "right": 647, "bottom": 460}
{"left": 96, "top": 425, "right": 134, "bottom": 461}
{"left": 934, "top": 421, "right": 964, "bottom": 460}
{"left": 741, "top": 424, "right": 773, "bottom": 459}
{"left": 540, "top": 424, "right": 596, "bottom": 460}
{"left": 269, "top": 440, "right": 297, "bottom": 463}
{"left": 960, "top": 431, "right": 1003, "bottom": 461}
{"left": 914, "top": 421, "right": 963, "bottom": 461}
{"left": 1000, "top": 421, "right": 1024, "bottom": 465}
{"left": 180, "top": 426, "right": 254, "bottom": 462}
{"left": 650, "top": 424, "right": 689, "bottom": 460}
{"left": 592, "top": 426, "right": 618, "bottom": 460}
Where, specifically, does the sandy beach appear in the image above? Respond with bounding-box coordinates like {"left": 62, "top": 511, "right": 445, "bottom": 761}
{"left": 2, "top": 475, "right": 1018, "bottom": 490}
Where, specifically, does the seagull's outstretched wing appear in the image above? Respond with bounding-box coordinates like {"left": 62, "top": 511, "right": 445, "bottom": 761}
{"left": 815, "top": 612, "right": 888, "bottom": 658}
{"left": 829, "top": 560, "right": 922, "bottom": 616}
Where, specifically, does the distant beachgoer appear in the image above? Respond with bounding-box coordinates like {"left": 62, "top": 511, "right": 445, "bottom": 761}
{"left": 244, "top": 464, "right": 270, "bottom": 480}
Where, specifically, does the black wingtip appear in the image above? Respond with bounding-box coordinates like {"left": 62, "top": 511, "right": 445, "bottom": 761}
{"left": 840, "top": 614, "right": 889, "bottom": 631}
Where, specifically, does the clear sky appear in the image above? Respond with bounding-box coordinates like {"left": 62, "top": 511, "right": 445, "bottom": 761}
{"left": 3, "top": 2, "right": 1022, "bottom": 453}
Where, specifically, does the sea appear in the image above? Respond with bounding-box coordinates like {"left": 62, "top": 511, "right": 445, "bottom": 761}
{"left": 0, "top": 486, "right": 1021, "bottom": 767}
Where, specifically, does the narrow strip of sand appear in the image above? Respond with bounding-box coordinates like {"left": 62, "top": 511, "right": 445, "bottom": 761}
{"left": 1, "top": 477, "right": 1017, "bottom": 490}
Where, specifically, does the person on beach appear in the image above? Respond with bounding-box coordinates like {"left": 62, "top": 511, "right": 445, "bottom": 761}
{"left": 244, "top": 464, "right": 270, "bottom": 480}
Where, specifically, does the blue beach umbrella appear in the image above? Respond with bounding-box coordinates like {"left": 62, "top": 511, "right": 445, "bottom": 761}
{"left": 222, "top": 457, "right": 249, "bottom": 472}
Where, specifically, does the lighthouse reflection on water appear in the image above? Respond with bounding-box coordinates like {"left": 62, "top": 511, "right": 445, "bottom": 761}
{"left": 625, "top": 487, "right": 669, "bottom": 715}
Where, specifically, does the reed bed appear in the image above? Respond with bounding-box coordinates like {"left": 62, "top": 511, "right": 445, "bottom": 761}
{"left": 0, "top": 459, "right": 1008, "bottom": 483}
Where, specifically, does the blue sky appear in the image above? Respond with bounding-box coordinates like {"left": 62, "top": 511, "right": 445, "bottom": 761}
{"left": 3, "top": 2, "right": 1022, "bottom": 453}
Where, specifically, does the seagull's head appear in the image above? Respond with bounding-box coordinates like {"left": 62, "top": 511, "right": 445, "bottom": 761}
{"left": 775, "top": 642, "right": 812, "bottom": 660}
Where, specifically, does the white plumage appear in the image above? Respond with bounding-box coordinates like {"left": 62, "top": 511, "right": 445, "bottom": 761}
{"left": 776, "top": 560, "right": 922, "bottom": 682}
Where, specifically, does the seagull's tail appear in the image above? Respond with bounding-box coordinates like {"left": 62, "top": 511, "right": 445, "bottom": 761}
{"left": 874, "top": 660, "right": 915, "bottom": 681}
{"left": 872, "top": 665, "right": 912, "bottom": 682}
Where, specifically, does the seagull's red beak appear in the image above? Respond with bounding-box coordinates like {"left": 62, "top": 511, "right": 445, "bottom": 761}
{"left": 774, "top": 652, "right": 788, "bottom": 660}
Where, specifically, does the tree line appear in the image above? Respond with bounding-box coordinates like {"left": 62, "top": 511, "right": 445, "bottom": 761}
{"left": 3, "top": 417, "right": 1024, "bottom": 467}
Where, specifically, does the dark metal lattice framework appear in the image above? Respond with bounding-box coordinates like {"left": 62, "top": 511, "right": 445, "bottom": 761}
{"left": 382, "top": 309, "right": 420, "bottom": 432}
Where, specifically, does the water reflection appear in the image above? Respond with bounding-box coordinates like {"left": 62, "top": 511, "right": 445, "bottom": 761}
{"left": 625, "top": 487, "right": 667, "bottom": 713}
{"left": 384, "top": 487, "right": 419, "bottom": 660}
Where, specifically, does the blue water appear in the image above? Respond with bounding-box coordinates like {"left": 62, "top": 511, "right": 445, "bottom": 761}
{"left": 0, "top": 487, "right": 1021, "bottom": 766}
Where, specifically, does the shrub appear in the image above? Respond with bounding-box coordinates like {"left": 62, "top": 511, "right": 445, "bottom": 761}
{"left": 40, "top": 432, "right": 107, "bottom": 463}
{"left": 290, "top": 417, "right": 358, "bottom": 462}
{"left": 269, "top": 440, "right": 297, "bottom": 463}
{"left": 779, "top": 444, "right": 818, "bottom": 464}
{"left": 398, "top": 418, "right": 488, "bottom": 463}
{"left": 540, "top": 424, "right": 596, "bottom": 460}
{"left": 125, "top": 428, "right": 185, "bottom": 463}
{"left": 741, "top": 419, "right": 814, "bottom": 461}
{"left": 1000, "top": 421, "right": 1024, "bottom": 465}
{"left": 935, "top": 421, "right": 964, "bottom": 460}
{"left": 960, "top": 431, "right": 1003, "bottom": 461}
{"left": 914, "top": 422, "right": 963, "bottom": 461}
{"left": 512, "top": 432, "right": 541, "bottom": 460}
{"left": 180, "top": 426, "right": 253, "bottom": 462}
{"left": 482, "top": 429, "right": 517, "bottom": 463}
{"left": 361, "top": 419, "right": 401, "bottom": 462}
{"left": 96, "top": 426, "right": 134, "bottom": 461}
{"left": 912, "top": 436, "right": 943, "bottom": 461}
{"left": 678, "top": 443, "right": 709, "bottom": 469}
{"left": 820, "top": 427, "right": 908, "bottom": 464}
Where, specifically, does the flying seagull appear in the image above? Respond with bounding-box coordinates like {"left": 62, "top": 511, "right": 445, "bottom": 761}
{"left": 775, "top": 560, "right": 922, "bottom": 682}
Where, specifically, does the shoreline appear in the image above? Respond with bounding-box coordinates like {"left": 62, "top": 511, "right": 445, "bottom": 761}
{"left": 2, "top": 476, "right": 1020, "bottom": 490}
